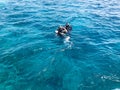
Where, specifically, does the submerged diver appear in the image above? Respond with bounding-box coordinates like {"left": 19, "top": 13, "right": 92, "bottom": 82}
{"left": 56, "top": 23, "right": 72, "bottom": 36}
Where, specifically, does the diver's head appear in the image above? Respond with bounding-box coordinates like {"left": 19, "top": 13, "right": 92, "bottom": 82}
{"left": 66, "top": 23, "right": 70, "bottom": 27}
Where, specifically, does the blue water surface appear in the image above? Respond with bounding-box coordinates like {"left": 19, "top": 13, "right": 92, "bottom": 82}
{"left": 0, "top": 0, "right": 120, "bottom": 90}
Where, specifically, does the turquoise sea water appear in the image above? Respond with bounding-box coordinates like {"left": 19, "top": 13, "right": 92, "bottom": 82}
{"left": 0, "top": 0, "right": 120, "bottom": 90}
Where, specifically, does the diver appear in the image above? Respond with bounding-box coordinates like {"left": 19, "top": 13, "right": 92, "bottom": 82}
{"left": 65, "top": 23, "right": 72, "bottom": 32}
{"left": 56, "top": 26, "right": 68, "bottom": 35}
{"left": 55, "top": 23, "right": 72, "bottom": 36}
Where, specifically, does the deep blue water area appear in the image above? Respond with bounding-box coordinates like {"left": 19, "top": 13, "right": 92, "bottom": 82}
{"left": 0, "top": 0, "right": 120, "bottom": 90}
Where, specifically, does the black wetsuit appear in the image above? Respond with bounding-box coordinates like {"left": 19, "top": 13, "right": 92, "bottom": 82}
{"left": 65, "top": 25, "right": 72, "bottom": 32}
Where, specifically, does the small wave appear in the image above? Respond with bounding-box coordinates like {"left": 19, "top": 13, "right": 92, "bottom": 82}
{"left": 0, "top": 0, "right": 9, "bottom": 3}
{"left": 112, "top": 88, "right": 120, "bottom": 90}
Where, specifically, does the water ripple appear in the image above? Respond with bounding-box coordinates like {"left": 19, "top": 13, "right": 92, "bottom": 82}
{"left": 0, "top": 0, "right": 120, "bottom": 90}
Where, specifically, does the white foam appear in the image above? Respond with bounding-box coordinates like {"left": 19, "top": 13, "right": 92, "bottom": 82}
{"left": 64, "top": 36, "right": 73, "bottom": 48}
{"left": 55, "top": 30, "right": 58, "bottom": 34}
{"left": 65, "top": 36, "right": 70, "bottom": 42}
